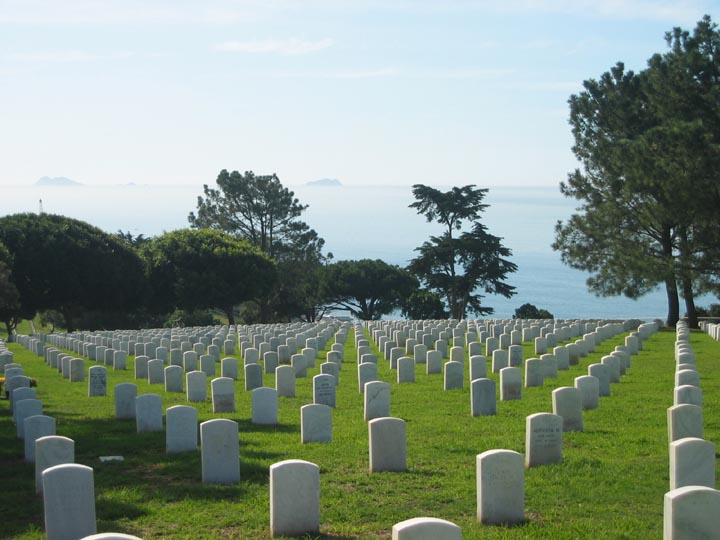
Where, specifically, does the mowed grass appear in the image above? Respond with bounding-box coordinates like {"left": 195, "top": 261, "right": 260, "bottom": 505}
{"left": 1, "top": 326, "right": 719, "bottom": 540}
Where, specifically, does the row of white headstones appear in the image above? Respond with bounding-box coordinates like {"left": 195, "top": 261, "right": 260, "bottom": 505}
{"left": 664, "top": 320, "right": 718, "bottom": 540}
{"left": 3, "top": 316, "right": 718, "bottom": 540}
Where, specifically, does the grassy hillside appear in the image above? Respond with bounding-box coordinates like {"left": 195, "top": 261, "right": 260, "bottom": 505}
{"left": 1, "top": 326, "right": 718, "bottom": 539}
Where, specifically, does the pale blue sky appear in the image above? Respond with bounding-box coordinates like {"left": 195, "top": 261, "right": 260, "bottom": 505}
{"left": 1, "top": 0, "right": 718, "bottom": 187}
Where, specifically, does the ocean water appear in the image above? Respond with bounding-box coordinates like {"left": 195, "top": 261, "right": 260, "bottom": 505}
{"left": 2, "top": 183, "right": 704, "bottom": 321}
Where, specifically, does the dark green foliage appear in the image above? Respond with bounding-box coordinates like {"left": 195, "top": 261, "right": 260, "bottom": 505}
{"left": 188, "top": 170, "right": 328, "bottom": 322}
{"left": 513, "top": 303, "right": 554, "bottom": 320}
{"left": 409, "top": 185, "right": 516, "bottom": 319}
{"left": 0, "top": 213, "right": 147, "bottom": 332}
{"left": 0, "top": 240, "right": 21, "bottom": 339}
{"left": 554, "top": 16, "right": 720, "bottom": 328}
{"left": 324, "top": 259, "right": 418, "bottom": 320}
{"left": 400, "top": 289, "right": 449, "bottom": 320}
{"left": 163, "top": 308, "right": 219, "bottom": 328}
{"left": 143, "top": 228, "right": 276, "bottom": 325}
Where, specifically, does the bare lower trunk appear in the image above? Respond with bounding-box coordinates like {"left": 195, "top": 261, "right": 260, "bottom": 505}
{"left": 665, "top": 278, "right": 680, "bottom": 328}
{"left": 222, "top": 307, "right": 236, "bottom": 326}
{"left": 682, "top": 278, "right": 698, "bottom": 329}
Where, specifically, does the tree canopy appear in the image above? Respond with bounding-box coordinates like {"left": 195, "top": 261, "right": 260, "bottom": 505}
{"left": 0, "top": 213, "right": 147, "bottom": 332}
{"left": 408, "top": 184, "right": 516, "bottom": 319}
{"left": 143, "top": 228, "right": 276, "bottom": 325}
{"left": 188, "top": 169, "right": 328, "bottom": 322}
{"left": 323, "top": 259, "right": 417, "bottom": 320}
{"left": 513, "top": 303, "right": 554, "bottom": 320}
{"left": 553, "top": 15, "right": 720, "bottom": 327}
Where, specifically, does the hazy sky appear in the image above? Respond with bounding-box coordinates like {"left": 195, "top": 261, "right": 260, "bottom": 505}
{"left": 1, "top": 0, "right": 717, "bottom": 187}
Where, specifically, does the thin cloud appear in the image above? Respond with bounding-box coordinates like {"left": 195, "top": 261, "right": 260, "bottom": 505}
{"left": 215, "top": 38, "right": 334, "bottom": 55}
{"left": 7, "top": 50, "right": 134, "bottom": 63}
{"left": 272, "top": 67, "right": 397, "bottom": 78}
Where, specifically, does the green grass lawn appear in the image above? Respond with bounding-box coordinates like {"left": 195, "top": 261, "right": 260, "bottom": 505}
{"left": 1, "top": 326, "right": 718, "bottom": 540}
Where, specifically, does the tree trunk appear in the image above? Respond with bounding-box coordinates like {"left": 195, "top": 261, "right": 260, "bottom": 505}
{"left": 4, "top": 319, "right": 16, "bottom": 342}
{"left": 223, "top": 307, "right": 236, "bottom": 326}
{"left": 682, "top": 278, "right": 698, "bottom": 329}
{"left": 665, "top": 278, "right": 680, "bottom": 328}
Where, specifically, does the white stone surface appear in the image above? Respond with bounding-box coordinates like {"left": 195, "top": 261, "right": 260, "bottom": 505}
{"left": 24, "top": 414, "right": 56, "bottom": 463}
{"left": 43, "top": 464, "right": 96, "bottom": 540}
{"left": 669, "top": 437, "right": 716, "bottom": 490}
{"left": 269, "top": 459, "right": 320, "bottom": 537}
{"left": 476, "top": 449, "right": 524, "bottom": 525}
{"left": 391, "top": 517, "right": 462, "bottom": 540}
{"left": 668, "top": 404, "right": 703, "bottom": 443}
{"left": 500, "top": 367, "right": 522, "bottom": 401}
{"left": 525, "top": 413, "right": 563, "bottom": 468}
{"left": 166, "top": 405, "right": 198, "bottom": 453}
{"left": 252, "top": 387, "right": 279, "bottom": 425}
{"left": 364, "top": 381, "right": 391, "bottom": 421}
{"left": 471, "top": 378, "right": 496, "bottom": 416}
{"left": 664, "top": 485, "right": 720, "bottom": 540}
{"left": 200, "top": 419, "right": 240, "bottom": 484}
{"left": 211, "top": 377, "right": 236, "bottom": 413}
{"left": 135, "top": 394, "right": 163, "bottom": 433}
{"left": 35, "top": 435, "right": 74, "bottom": 494}
{"left": 301, "top": 404, "right": 332, "bottom": 443}
{"left": 114, "top": 383, "right": 137, "bottom": 419}
{"left": 552, "top": 387, "right": 584, "bottom": 432}
{"left": 369, "top": 417, "right": 407, "bottom": 472}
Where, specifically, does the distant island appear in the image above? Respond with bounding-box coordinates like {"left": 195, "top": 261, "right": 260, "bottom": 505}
{"left": 35, "top": 176, "right": 82, "bottom": 186}
{"left": 306, "top": 178, "right": 342, "bottom": 187}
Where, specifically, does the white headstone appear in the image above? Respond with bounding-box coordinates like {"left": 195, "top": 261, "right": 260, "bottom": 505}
{"left": 313, "top": 374, "right": 336, "bottom": 407}
{"left": 444, "top": 361, "right": 463, "bottom": 390}
{"left": 471, "top": 378, "right": 496, "bottom": 417}
{"left": 42, "top": 464, "right": 96, "bottom": 540}
{"left": 35, "top": 435, "right": 74, "bottom": 494}
{"left": 211, "top": 377, "right": 236, "bottom": 413}
{"left": 166, "top": 405, "right": 198, "bottom": 453}
{"left": 114, "top": 383, "right": 137, "bottom": 419}
{"left": 476, "top": 449, "right": 524, "bottom": 525}
{"left": 135, "top": 394, "right": 163, "bottom": 433}
{"left": 663, "top": 486, "right": 720, "bottom": 540}
{"left": 269, "top": 459, "right": 320, "bottom": 538}
{"left": 275, "top": 365, "right": 296, "bottom": 398}
{"left": 358, "top": 362, "right": 378, "bottom": 394}
{"left": 525, "top": 413, "right": 563, "bottom": 468}
{"left": 574, "top": 375, "right": 599, "bottom": 410}
{"left": 221, "top": 357, "right": 238, "bottom": 380}
{"left": 391, "top": 517, "right": 461, "bottom": 540}
{"left": 301, "top": 404, "right": 332, "bottom": 443}
{"left": 200, "top": 419, "right": 240, "bottom": 484}
{"left": 364, "top": 381, "right": 391, "bottom": 421}
{"left": 16, "top": 398, "right": 43, "bottom": 439}
{"left": 552, "top": 387, "right": 583, "bottom": 432}
{"left": 667, "top": 404, "right": 703, "bottom": 443}
{"left": 669, "top": 437, "right": 716, "bottom": 490}
{"left": 24, "top": 414, "right": 56, "bottom": 463}
{"left": 164, "top": 365, "right": 183, "bottom": 393}
{"left": 500, "top": 367, "right": 522, "bottom": 401}
{"left": 369, "top": 417, "right": 407, "bottom": 472}
{"left": 252, "top": 387, "right": 279, "bottom": 425}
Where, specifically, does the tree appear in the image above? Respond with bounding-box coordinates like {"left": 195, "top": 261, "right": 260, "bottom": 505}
{"left": 143, "top": 228, "right": 276, "bottom": 325}
{"left": 0, "top": 213, "right": 147, "bottom": 332}
{"left": 323, "top": 259, "right": 418, "bottom": 320}
{"left": 189, "top": 170, "right": 324, "bottom": 261}
{"left": 400, "top": 290, "right": 449, "bottom": 320}
{"left": 188, "top": 169, "right": 328, "bottom": 321}
{"left": 553, "top": 16, "right": 720, "bottom": 328}
{"left": 408, "top": 185, "right": 517, "bottom": 319}
{"left": 0, "top": 241, "right": 21, "bottom": 340}
{"left": 513, "top": 303, "right": 554, "bottom": 320}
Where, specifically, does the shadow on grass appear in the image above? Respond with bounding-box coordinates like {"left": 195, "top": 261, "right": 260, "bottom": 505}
{"left": 0, "top": 410, "right": 291, "bottom": 538}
